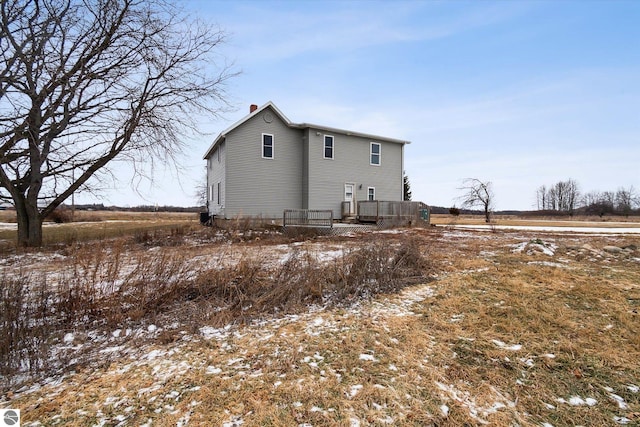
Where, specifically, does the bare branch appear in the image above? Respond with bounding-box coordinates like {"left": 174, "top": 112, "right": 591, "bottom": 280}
{"left": 0, "top": 0, "right": 236, "bottom": 246}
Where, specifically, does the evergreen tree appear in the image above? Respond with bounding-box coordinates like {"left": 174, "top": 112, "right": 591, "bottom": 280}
{"left": 403, "top": 173, "right": 412, "bottom": 201}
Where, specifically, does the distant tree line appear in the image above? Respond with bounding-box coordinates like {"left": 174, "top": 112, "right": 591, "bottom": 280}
{"left": 61, "top": 203, "right": 202, "bottom": 213}
{"left": 535, "top": 179, "right": 639, "bottom": 217}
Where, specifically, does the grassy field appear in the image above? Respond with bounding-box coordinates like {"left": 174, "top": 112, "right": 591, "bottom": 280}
{"left": 1, "top": 220, "right": 639, "bottom": 426}
{"left": 430, "top": 213, "right": 640, "bottom": 228}
{"left": 1, "top": 210, "right": 639, "bottom": 250}
{"left": 0, "top": 210, "right": 198, "bottom": 249}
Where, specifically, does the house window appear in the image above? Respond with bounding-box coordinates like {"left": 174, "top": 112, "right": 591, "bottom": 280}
{"left": 368, "top": 187, "right": 375, "bottom": 201}
{"left": 262, "top": 133, "right": 274, "bottom": 159}
{"left": 209, "top": 185, "right": 213, "bottom": 201}
{"left": 324, "top": 135, "right": 334, "bottom": 159}
{"left": 217, "top": 182, "right": 221, "bottom": 205}
{"left": 370, "top": 142, "right": 381, "bottom": 165}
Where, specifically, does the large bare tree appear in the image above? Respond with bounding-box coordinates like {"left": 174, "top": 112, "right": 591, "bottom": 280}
{"left": 0, "top": 0, "right": 234, "bottom": 246}
{"left": 615, "top": 186, "right": 638, "bottom": 216}
{"left": 457, "top": 178, "right": 494, "bottom": 223}
{"left": 535, "top": 179, "right": 580, "bottom": 215}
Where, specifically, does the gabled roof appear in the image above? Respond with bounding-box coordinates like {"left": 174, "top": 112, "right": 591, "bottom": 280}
{"left": 203, "top": 101, "right": 410, "bottom": 159}
{"left": 203, "top": 101, "right": 290, "bottom": 159}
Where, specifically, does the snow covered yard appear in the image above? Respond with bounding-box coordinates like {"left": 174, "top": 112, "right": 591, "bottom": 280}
{"left": 1, "top": 226, "right": 639, "bottom": 426}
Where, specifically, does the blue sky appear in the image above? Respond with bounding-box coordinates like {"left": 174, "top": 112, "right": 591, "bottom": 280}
{"left": 91, "top": 0, "right": 640, "bottom": 210}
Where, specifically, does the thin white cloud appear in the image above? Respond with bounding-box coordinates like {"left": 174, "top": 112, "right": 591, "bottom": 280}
{"left": 218, "top": 1, "right": 532, "bottom": 63}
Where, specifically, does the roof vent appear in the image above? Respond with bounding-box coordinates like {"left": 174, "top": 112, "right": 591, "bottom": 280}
{"left": 250, "top": 104, "right": 258, "bottom": 113}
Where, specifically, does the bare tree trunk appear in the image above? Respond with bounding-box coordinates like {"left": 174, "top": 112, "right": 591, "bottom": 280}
{"left": 14, "top": 195, "right": 43, "bottom": 247}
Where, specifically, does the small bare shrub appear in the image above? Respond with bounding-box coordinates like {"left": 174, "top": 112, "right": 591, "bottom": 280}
{"left": 131, "top": 225, "right": 191, "bottom": 247}
{"left": 0, "top": 275, "right": 54, "bottom": 381}
{"left": 282, "top": 226, "right": 325, "bottom": 240}
{"left": 47, "top": 207, "right": 73, "bottom": 223}
{"left": 331, "top": 238, "right": 430, "bottom": 303}
{"left": 211, "top": 216, "right": 285, "bottom": 243}
{"left": 133, "top": 229, "right": 152, "bottom": 244}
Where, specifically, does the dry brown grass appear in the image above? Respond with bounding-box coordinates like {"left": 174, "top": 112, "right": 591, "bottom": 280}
{"left": 1, "top": 226, "right": 639, "bottom": 426}
{"left": 431, "top": 213, "right": 640, "bottom": 227}
{"left": 0, "top": 209, "right": 196, "bottom": 223}
{"left": 0, "top": 211, "right": 198, "bottom": 251}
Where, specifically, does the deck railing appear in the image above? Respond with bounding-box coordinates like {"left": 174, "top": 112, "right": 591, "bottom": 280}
{"left": 283, "top": 209, "right": 334, "bottom": 228}
{"left": 357, "top": 201, "right": 430, "bottom": 226}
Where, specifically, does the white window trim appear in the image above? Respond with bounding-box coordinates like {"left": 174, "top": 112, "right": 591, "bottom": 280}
{"left": 368, "top": 187, "right": 376, "bottom": 201}
{"left": 323, "top": 135, "right": 334, "bottom": 159}
{"left": 262, "top": 133, "right": 274, "bottom": 159}
{"left": 370, "top": 142, "right": 381, "bottom": 166}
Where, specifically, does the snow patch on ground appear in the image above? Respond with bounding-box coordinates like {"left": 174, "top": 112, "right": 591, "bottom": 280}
{"left": 451, "top": 224, "right": 640, "bottom": 234}
{"left": 491, "top": 340, "right": 522, "bottom": 351}
{"left": 511, "top": 240, "right": 557, "bottom": 256}
{"left": 435, "top": 382, "right": 515, "bottom": 424}
{"left": 556, "top": 396, "right": 598, "bottom": 406}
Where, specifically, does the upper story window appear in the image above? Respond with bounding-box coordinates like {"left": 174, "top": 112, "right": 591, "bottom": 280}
{"left": 324, "top": 135, "right": 334, "bottom": 159}
{"left": 370, "top": 142, "right": 381, "bottom": 165}
{"left": 262, "top": 133, "right": 274, "bottom": 159}
{"left": 368, "top": 187, "right": 375, "bottom": 201}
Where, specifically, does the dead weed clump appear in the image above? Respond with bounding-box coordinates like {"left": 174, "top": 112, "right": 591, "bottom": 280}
{"left": 331, "top": 238, "right": 429, "bottom": 302}
{"left": 0, "top": 276, "right": 53, "bottom": 377}
{"left": 186, "top": 237, "right": 431, "bottom": 323}
{"left": 46, "top": 207, "right": 74, "bottom": 223}
{"left": 0, "top": 235, "right": 432, "bottom": 390}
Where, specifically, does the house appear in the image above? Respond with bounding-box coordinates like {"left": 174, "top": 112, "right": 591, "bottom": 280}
{"left": 203, "top": 102, "right": 409, "bottom": 220}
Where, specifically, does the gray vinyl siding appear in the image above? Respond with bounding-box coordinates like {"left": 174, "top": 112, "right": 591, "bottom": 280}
{"left": 207, "top": 141, "right": 226, "bottom": 216}
{"left": 224, "top": 107, "right": 303, "bottom": 218}
{"left": 302, "top": 129, "right": 310, "bottom": 209}
{"left": 306, "top": 127, "right": 404, "bottom": 219}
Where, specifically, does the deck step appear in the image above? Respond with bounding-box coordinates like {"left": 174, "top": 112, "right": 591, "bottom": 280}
{"left": 342, "top": 216, "right": 359, "bottom": 224}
